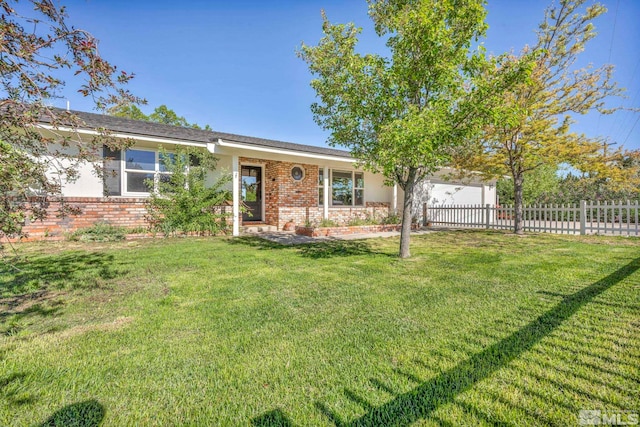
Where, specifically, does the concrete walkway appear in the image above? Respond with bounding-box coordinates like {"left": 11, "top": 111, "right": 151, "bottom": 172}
{"left": 250, "top": 229, "right": 433, "bottom": 246}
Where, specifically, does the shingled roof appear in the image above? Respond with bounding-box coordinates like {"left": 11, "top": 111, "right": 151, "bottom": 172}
{"left": 55, "top": 110, "right": 352, "bottom": 159}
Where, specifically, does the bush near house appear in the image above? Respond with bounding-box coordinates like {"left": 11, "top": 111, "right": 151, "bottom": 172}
{"left": 68, "top": 223, "right": 128, "bottom": 242}
{"left": 145, "top": 146, "right": 232, "bottom": 236}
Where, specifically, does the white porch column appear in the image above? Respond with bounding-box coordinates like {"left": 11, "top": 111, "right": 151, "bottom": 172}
{"left": 232, "top": 155, "right": 240, "bottom": 236}
{"left": 323, "top": 166, "right": 329, "bottom": 219}
{"left": 392, "top": 183, "right": 398, "bottom": 214}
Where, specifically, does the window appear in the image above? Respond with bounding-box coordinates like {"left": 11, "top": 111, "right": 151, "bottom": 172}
{"left": 291, "top": 165, "right": 305, "bottom": 181}
{"left": 103, "top": 146, "right": 121, "bottom": 196}
{"left": 332, "top": 170, "right": 352, "bottom": 205}
{"left": 330, "top": 170, "right": 364, "bottom": 207}
{"left": 125, "top": 149, "right": 155, "bottom": 193}
{"left": 103, "top": 147, "right": 175, "bottom": 196}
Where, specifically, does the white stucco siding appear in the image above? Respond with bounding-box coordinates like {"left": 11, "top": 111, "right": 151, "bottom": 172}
{"left": 363, "top": 171, "right": 392, "bottom": 204}
{"left": 484, "top": 183, "right": 497, "bottom": 207}
{"left": 46, "top": 144, "right": 103, "bottom": 198}
{"left": 58, "top": 159, "right": 103, "bottom": 197}
{"left": 206, "top": 154, "right": 234, "bottom": 191}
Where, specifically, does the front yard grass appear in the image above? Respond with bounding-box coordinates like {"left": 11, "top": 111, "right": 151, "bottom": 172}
{"left": 1, "top": 231, "right": 638, "bottom": 426}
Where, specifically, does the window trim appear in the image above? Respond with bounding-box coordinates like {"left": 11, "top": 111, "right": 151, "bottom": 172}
{"left": 317, "top": 168, "right": 366, "bottom": 209}
{"left": 121, "top": 147, "right": 173, "bottom": 196}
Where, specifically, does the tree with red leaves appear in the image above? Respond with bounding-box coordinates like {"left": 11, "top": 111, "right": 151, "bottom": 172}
{"left": 0, "top": 0, "right": 142, "bottom": 248}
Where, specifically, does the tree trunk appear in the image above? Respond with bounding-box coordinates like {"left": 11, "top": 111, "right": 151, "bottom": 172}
{"left": 513, "top": 173, "right": 524, "bottom": 235}
{"left": 399, "top": 168, "right": 417, "bottom": 258}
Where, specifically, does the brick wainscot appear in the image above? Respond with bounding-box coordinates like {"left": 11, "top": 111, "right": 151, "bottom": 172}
{"left": 20, "top": 197, "right": 149, "bottom": 241}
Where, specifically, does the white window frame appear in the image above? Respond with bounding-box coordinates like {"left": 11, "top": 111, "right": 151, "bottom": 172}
{"left": 122, "top": 147, "right": 173, "bottom": 196}
{"left": 329, "top": 169, "right": 365, "bottom": 207}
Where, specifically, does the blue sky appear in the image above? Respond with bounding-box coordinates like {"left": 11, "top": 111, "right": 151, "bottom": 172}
{"left": 59, "top": 0, "right": 640, "bottom": 151}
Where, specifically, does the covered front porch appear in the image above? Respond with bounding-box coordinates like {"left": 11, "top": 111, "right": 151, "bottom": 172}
{"left": 206, "top": 138, "right": 397, "bottom": 236}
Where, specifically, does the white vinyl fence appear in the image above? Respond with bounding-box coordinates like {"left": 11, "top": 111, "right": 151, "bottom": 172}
{"left": 424, "top": 200, "right": 640, "bottom": 236}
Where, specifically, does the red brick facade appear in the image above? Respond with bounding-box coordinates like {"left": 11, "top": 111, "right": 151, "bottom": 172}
{"left": 20, "top": 197, "right": 149, "bottom": 240}
{"left": 240, "top": 157, "right": 391, "bottom": 230}
{"left": 240, "top": 157, "right": 320, "bottom": 229}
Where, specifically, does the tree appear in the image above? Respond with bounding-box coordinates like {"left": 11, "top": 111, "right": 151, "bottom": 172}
{"left": 452, "top": 0, "right": 636, "bottom": 234}
{"left": 145, "top": 146, "right": 232, "bottom": 236}
{"left": 0, "top": 0, "right": 140, "bottom": 247}
{"left": 299, "top": 0, "right": 504, "bottom": 258}
{"left": 552, "top": 149, "right": 640, "bottom": 203}
{"left": 109, "top": 103, "right": 212, "bottom": 130}
{"left": 109, "top": 104, "right": 148, "bottom": 121}
{"left": 497, "top": 164, "right": 559, "bottom": 205}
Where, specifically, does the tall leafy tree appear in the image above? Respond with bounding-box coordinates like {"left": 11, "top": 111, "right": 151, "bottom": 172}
{"left": 109, "top": 104, "right": 148, "bottom": 121}
{"left": 0, "top": 0, "right": 140, "bottom": 247}
{"left": 109, "top": 103, "right": 212, "bottom": 130}
{"left": 452, "top": 0, "right": 637, "bottom": 234}
{"left": 496, "top": 164, "right": 560, "bottom": 205}
{"left": 299, "top": 0, "right": 505, "bottom": 258}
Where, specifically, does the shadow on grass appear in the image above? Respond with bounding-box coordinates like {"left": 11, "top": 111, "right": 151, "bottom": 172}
{"left": 229, "top": 236, "right": 392, "bottom": 259}
{"left": 251, "top": 408, "right": 294, "bottom": 427}
{"left": 252, "top": 256, "right": 640, "bottom": 426}
{"left": 297, "top": 240, "right": 392, "bottom": 259}
{"left": 227, "top": 236, "right": 288, "bottom": 251}
{"left": 39, "top": 400, "right": 105, "bottom": 427}
{"left": 0, "top": 371, "right": 34, "bottom": 406}
{"left": 1, "top": 252, "right": 129, "bottom": 335}
{"left": 0, "top": 252, "right": 126, "bottom": 297}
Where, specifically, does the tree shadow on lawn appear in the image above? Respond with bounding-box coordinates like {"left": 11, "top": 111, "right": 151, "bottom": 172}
{"left": 1, "top": 251, "right": 126, "bottom": 296}
{"left": 252, "top": 256, "right": 640, "bottom": 426}
{"left": 0, "top": 252, "right": 130, "bottom": 335}
{"left": 39, "top": 400, "right": 105, "bottom": 427}
{"left": 229, "top": 236, "right": 393, "bottom": 259}
{"left": 0, "top": 371, "right": 34, "bottom": 406}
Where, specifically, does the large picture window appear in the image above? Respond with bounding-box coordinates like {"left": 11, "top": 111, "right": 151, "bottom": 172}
{"left": 103, "top": 147, "right": 174, "bottom": 196}
{"left": 330, "top": 170, "right": 364, "bottom": 207}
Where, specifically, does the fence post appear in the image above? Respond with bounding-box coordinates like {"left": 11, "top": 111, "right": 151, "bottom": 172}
{"left": 485, "top": 204, "right": 491, "bottom": 229}
{"left": 579, "top": 200, "right": 586, "bottom": 235}
{"left": 423, "top": 203, "right": 428, "bottom": 227}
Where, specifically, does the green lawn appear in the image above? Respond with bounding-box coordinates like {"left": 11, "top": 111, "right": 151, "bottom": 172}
{"left": 1, "top": 231, "right": 638, "bottom": 426}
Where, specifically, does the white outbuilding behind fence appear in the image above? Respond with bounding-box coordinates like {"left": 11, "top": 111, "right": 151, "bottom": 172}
{"left": 425, "top": 200, "right": 640, "bottom": 236}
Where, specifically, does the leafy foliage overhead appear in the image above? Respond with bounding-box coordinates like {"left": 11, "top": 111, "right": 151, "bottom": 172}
{"left": 451, "top": 0, "right": 639, "bottom": 233}
{"left": 1, "top": 0, "right": 141, "bottom": 247}
{"left": 298, "top": 0, "right": 529, "bottom": 257}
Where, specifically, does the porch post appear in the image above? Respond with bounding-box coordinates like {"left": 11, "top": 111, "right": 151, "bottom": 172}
{"left": 232, "top": 155, "right": 240, "bottom": 236}
{"left": 392, "top": 184, "right": 398, "bottom": 214}
{"left": 323, "top": 166, "right": 329, "bottom": 219}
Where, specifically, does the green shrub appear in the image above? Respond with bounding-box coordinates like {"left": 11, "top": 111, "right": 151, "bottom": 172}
{"left": 346, "top": 216, "right": 378, "bottom": 226}
{"left": 126, "top": 226, "right": 148, "bottom": 234}
{"left": 381, "top": 212, "right": 401, "bottom": 224}
{"left": 317, "top": 219, "right": 338, "bottom": 228}
{"left": 69, "top": 222, "right": 127, "bottom": 242}
{"left": 145, "top": 146, "right": 232, "bottom": 236}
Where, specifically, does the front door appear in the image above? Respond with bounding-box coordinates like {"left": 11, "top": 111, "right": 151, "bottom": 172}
{"left": 241, "top": 165, "right": 262, "bottom": 221}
